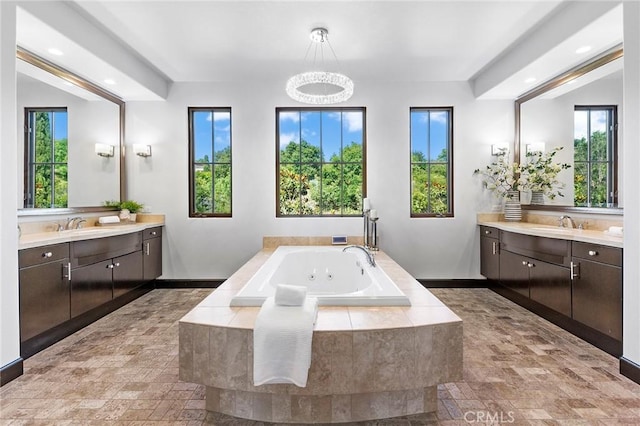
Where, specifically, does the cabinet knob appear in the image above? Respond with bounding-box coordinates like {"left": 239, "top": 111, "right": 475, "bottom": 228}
{"left": 42, "top": 251, "right": 53, "bottom": 258}
{"left": 527, "top": 263, "right": 534, "bottom": 268}
{"left": 107, "top": 264, "right": 114, "bottom": 269}
{"left": 522, "top": 260, "right": 528, "bottom": 266}
{"left": 114, "top": 262, "right": 120, "bottom": 267}
{"left": 588, "top": 250, "right": 598, "bottom": 256}
{"left": 151, "top": 231, "right": 157, "bottom": 236}
{"left": 484, "top": 230, "right": 490, "bottom": 235}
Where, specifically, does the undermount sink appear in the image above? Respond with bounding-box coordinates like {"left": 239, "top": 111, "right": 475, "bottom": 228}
{"left": 530, "top": 226, "right": 576, "bottom": 234}
{"left": 60, "top": 226, "right": 136, "bottom": 236}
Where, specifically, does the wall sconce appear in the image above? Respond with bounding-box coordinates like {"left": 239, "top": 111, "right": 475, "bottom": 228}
{"left": 133, "top": 144, "right": 152, "bottom": 157}
{"left": 526, "top": 142, "right": 546, "bottom": 154}
{"left": 491, "top": 143, "right": 509, "bottom": 156}
{"left": 95, "top": 143, "right": 114, "bottom": 157}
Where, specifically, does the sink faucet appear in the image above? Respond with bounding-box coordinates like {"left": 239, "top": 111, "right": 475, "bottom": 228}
{"left": 558, "top": 215, "right": 575, "bottom": 229}
{"left": 343, "top": 245, "right": 376, "bottom": 267}
{"left": 65, "top": 217, "right": 83, "bottom": 230}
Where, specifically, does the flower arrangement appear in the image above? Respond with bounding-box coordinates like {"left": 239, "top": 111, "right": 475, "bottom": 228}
{"left": 473, "top": 152, "right": 524, "bottom": 199}
{"left": 519, "top": 147, "right": 571, "bottom": 199}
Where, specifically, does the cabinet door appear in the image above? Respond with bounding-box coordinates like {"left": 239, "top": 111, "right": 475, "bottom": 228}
{"left": 113, "top": 250, "right": 144, "bottom": 298}
{"left": 499, "top": 250, "right": 530, "bottom": 297}
{"left": 572, "top": 259, "right": 622, "bottom": 340}
{"left": 19, "top": 260, "right": 70, "bottom": 342}
{"left": 143, "top": 237, "right": 162, "bottom": 280}
{"left": 529, "top": 260, "right": 571, "bottom": 316}
{"left": 71, "top": 260, "right": 113, "bottom": 317}
{"left": 480, "top": 236, "right": 500, "bottom": 280}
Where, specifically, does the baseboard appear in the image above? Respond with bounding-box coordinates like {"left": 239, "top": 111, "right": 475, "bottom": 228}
{"left": 0, "top": 358, "right": 23, "bottom": 387}
{"left": 418, "top": 279, "right": 487, "bottom": 288}
{"left": 621, "top": 357, "right": 640, "bottom": 385}
{"left": 154, "top": 279, "right": 224, "bottom": 288}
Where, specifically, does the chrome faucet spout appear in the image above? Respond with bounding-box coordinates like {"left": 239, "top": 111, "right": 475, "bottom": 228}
{"left": 342, "top": 245, "right": 376, "bottom": 267}
{"left": 558, "top": 215, "right": 575, "bottom": 229}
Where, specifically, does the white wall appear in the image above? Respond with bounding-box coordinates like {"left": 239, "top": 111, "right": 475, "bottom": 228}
{"left": 17, "top": 79, "right": 120, "bottom": 207}
{"left": 126, "top": 80, "right": 513, "bottom": 280}
{"left": 623, "top": 0, "right": 640, "bottom": 368}
{"left": 0, "top": 1, "right": 20, "bottom": 370}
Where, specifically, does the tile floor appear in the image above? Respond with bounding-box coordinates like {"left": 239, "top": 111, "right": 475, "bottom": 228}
{"left": 1, "top": 288, "right": 639, "bottom": 425}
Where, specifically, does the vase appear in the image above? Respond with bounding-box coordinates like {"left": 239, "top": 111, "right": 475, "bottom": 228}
{"left": 503, "top": 190, "right": 521, "bottom": 222}
{"left": 531, "top": 191, "right": 544, "bottom": 205}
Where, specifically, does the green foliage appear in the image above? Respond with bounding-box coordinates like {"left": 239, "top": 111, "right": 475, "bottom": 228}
{"left": 574, "top": 130, "right": 609, "bottom": 207}
{"left": 31, "top": 111, "right": 68, "bottom": 208}
{"left": 520, "top": 146, "right": 571, "bottom": 199}
{"left": 278, "top": 140, "right": 363, "bottom": 215}
{"left": 119, "top": 200, "right": 144, "bottom": 213}
{"left": 194, "top": 147, "right": 232, "bottom": 214}
{"left": 412, "top": 151, "right": 449, "bottom": 215}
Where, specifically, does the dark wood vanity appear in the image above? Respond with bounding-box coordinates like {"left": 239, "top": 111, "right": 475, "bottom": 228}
{"left": 18, "top": 226, "right": 163, "bottom": 358}
{"left": 480, "top": 225, "right": 622, "bottom": 356}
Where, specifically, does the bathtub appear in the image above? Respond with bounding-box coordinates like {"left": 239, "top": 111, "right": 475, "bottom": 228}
{"left": 230, "top": 246, "right": 411, "bottom": 306}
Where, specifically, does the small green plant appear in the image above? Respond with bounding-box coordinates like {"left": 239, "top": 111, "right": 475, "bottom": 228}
{"left": 119, "top": 200, "right": 144, "bottom": 213}
{"left": 103, "top": 200, "right": 121, "bottom": 208}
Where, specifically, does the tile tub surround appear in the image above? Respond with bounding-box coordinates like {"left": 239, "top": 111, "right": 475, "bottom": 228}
{"left": 179, "top": 247, "right": 463, "bottom": 423}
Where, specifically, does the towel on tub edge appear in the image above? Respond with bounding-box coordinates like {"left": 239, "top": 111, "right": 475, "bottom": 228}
{"left": 253, "top": 291, "right": 318, "bottom": 387}
{"left": 274, "top": 283, "right": 308, "bottom": 306}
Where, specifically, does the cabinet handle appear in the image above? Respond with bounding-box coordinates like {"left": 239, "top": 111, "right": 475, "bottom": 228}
{"left": 42, "top": 251, "right": 53, "bottom": 258}
{"left": 570, "top": 261, "right": 580, "bottom": 280}
{"left": 63, "top": 262, "right": 71, "bottom": 281}
{"left": 146, "top": 242, "right": 150, "bottom": 256}
{"left": 588, "top": 250, "right": 598, "bottom": 256}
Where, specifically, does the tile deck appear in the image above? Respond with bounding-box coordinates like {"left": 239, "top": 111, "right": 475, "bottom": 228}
{"left": 1, "top": 287, "right": 639, "bottom": 425}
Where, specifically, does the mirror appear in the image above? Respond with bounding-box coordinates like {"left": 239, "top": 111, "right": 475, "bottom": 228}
{"left": 515, "top": 46, "right": 623, "bottom": 212}
{"left": 16, "top": 48, "right": 125, "bottom": 216}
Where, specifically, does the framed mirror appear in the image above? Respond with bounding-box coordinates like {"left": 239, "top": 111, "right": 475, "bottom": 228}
{"left": 515, "top": 45, "right": 623, "bottom": 214}
{"left": 17, "top": 48, "right": 125, "bottom": 216}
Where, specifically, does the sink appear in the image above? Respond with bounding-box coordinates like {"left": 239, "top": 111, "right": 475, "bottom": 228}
{"left": 530, "top": 226, "right": 576, "bottom": 234}
{"left": 60, "top": 227, "right": 117, "bottom": 236}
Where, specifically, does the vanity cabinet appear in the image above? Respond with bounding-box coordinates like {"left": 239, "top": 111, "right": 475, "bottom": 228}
{"left": 70, "top": 232, "right": 143, "bottom": 316}
{"left": 18, "top": 243, "right": 70, "bottom": 342}
{"left": 498, "top": 231, "right": 571, "bottom": 315}
{"left": 143, "top": 227, "right": 162, "bottom": 280}
{"left": 479, "top": 226, "right": 500, "bottom": 281}
{"left": 571, "top": 242, "right": 622, "bottom": 340}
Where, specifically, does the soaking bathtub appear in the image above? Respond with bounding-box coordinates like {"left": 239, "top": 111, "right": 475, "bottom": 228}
{"left": 230, "top": 245, "right": 411, "bottom": 306}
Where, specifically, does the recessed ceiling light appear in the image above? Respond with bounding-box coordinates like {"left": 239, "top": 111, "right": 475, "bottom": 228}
{"left": 104, "top": 79, "right": 116, "bottom": 85}
{"left": 48, "top": 48, "right": 63, "bottom": 56}
{"left": 524, "top": 77, "right": 537, "bottom": 84}
{"left": 576, "top": 45, "right": 592, "bottom": 54}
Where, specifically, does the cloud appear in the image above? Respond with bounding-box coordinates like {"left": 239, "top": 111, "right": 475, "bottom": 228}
{"left": 430, "top": 111, "right": 449, "bottom": 124}
{"left": 279, "top": 132, "right": 299, "bottom": 148}
{"left": 342, "top": 112, "right": 362, "bottom": 132}
{"left": 280, "top": 112, "right": 300, "bottom": 123}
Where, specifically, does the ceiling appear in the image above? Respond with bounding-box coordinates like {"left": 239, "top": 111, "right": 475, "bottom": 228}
{"left": 14, "top": 1, "right": 624, "bottom": 101}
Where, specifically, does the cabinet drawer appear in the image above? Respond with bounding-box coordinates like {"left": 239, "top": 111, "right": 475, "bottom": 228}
{"left": 143, "top": 227, "right": 162, "bottom": 240}
{"left": 71, "top": 232, "right": 142, "bottom": 268}
{"left": 19, "top": 243, "right": 69, "bottom": 268}
{"left": 480, "top": 226, "right": 499, "bottom": 239}
{"left": 572, "top": 242, "right": 621, "bottom": 266}
{"left": 500, "top": 231, "right": 570, "bottom": 267}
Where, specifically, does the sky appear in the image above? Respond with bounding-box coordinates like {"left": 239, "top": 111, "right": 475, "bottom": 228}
{"left": 410, "top": 110, "right": 449, "bottom": 161}
{"left": 279, "top": 110, "right": 363, "bottom": 161}
{"left": 193, "top": 110, "right": 231, "bottom": 162}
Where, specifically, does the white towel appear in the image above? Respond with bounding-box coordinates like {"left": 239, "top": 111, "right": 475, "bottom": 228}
{"left": 253, "top": 296, "right": 318, "bottom": 387}
{"left": 98, "top": 215, "right": 120, "bottom": 224}
{"left": 274, "top": 284, "right": 307, "bottom": 306}
{"left": 607, "top": 226, "right": 623, "bottom": 236}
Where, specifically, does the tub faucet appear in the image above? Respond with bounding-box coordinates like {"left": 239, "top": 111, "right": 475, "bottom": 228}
{"left": 343, "top": 245, "right": 376, "bottom": 267}
{"left": 558, "top": 215, "right": 575, "bottom": 229}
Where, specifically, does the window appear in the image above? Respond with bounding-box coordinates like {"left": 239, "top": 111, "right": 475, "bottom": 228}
{"left": 24, "top": 108, "right": 68, "bottom": 208}
{"left": 574, "top": 106, "right": 617, "bottom": 207}
{"left": 277, "top": 107, "right": 366, "bottom": 216}
{"left": 410, "top": 107, "right": 453, "bottom": 216}
{"left": 188, "top": 107, "right": 232, "bottom": 217}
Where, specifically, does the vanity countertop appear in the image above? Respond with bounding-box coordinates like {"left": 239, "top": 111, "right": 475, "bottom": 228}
{"left": 478, "top": 220, "right": 623, "bottom": 248}
{"left": 19, "top": 221, "right": 164, "bottom": 250}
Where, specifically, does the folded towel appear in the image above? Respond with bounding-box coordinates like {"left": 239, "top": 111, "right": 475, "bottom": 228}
{"left": 253, "top": 296, "right": 318, "bottom": 387}
{"left": 275, "top": 284, "right": 307, "bottom": 306}
{"left": 607, "top": 226, "right": 623, "bottom": 236}
{"left": 98, "top": 215, "right": 120, "bottom": 224}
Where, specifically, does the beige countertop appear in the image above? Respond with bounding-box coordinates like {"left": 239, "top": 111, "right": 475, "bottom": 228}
{"left": 19, "top": 220, "right": 164, "bottom": 250}
{"left": 478, "top": 219, "right": 623, "bottom": 248}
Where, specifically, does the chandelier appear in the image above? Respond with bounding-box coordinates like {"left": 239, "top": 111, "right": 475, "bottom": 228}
{"left": 286, "top": 28, "right": 354, "bottom": 105}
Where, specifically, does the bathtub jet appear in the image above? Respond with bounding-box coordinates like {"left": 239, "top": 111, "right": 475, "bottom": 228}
{"left": 230, "top": 246, "right": 411, "bottom": 307}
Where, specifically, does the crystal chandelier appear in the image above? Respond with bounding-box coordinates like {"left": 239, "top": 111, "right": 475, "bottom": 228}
{"left": 286, "top": 28, "right": 354, "bottom": 105}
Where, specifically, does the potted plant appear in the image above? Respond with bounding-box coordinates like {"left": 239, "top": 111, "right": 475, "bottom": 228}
{"left": 519, "top": 147, "right": 571, "bottom": 204}
{"left": 474, "top": 152, "right": 525, "bottom": 221}
{"left": 116, "top": 200, "right": 144, "bottom": 222}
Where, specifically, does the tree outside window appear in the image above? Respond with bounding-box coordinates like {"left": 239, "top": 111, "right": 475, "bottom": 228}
{"left": 410, "top": 107, "right": 453, "bottom": 217}
{"left": 277, "top": 108, "right": 366, "bottom": 217}
{"left": 189, "top": 107, "right": 232, "bottom": 217}
{"left": 25, "top": 108, "right": 68, "bottom": 208}
{"left": 574, "top": 106, "right": 617, "bottom": 207}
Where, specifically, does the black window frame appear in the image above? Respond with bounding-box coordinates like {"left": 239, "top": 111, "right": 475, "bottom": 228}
{"left": 188, "top": 106, "right": 233, "bottom": 218}
{"left": 409, "top": 106, "right": 454, "bottom": 218}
